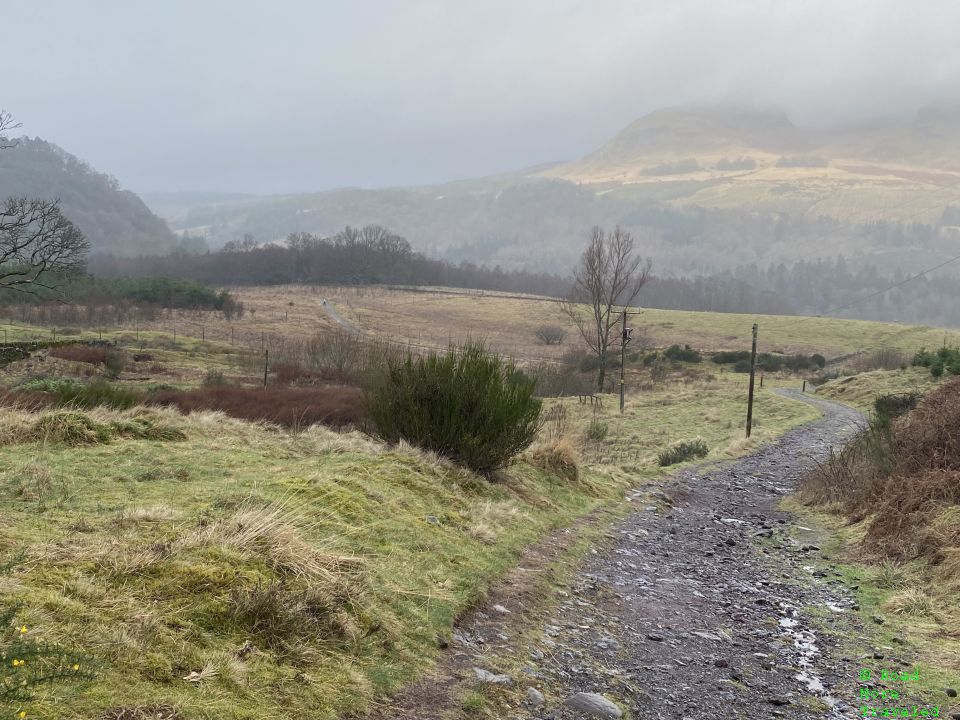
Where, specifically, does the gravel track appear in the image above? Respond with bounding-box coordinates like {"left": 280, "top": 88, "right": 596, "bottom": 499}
{"left": 507, "top": 391, "right": 936, "bottom": 719}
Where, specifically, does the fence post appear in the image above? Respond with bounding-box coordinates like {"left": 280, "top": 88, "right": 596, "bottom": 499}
{"left": 263, "top": 349, "right": 269, "bottom": 387}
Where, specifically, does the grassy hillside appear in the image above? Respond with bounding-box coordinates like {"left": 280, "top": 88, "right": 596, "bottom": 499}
{"left": 543, "top": 106, "right": 960, "bottom": 225}
{"left": 148, "top": 106, "right": 960, "bottom": 276}
{"left": 310, "top": 285, "right": 960, "bottom": 361}
{"left": 0, "top": 324, "right": 823, "bottom": 718}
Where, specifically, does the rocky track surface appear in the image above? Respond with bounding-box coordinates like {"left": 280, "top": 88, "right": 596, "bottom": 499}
{"left": 381, "top": 390, "right": 956, "bottom": 719}
{"left": 502, "top": 390, "right": 945, "bottom": 719}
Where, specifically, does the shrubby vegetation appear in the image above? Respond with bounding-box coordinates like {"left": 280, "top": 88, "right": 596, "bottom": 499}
{"left": 912, "top": 346, "right": 960, "bottom": 378}
{"left": 800, "top": 377, "right": 960, "bottom": 568}
{"left": 658, "top": 438, "right": 709, "bottom": 466}
{"left": 0, "top": 275, "right": 238, "bottom": 311}
{"left": 19, "top": 378, "right": 141, "bottom": 409}
{"left": 714, "top": 351, "right": 825, "bottom": 373}
{"left": 1, "top": 554, "right": 93, "bottom": 704}
{"left": 366, "top": 342, "right": 542, "bottom": 474}
{"left": 716, "top": 156, "right": 756, "bottom": 170}
{"left": 664, "top": 344, "right": 701, "bottom": 363}
{"left": 641, "top": 158, "right": 701, "bottom": 176}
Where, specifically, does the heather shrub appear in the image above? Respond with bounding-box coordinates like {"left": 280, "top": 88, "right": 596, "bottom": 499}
{"left": 365, "top": 342, "right": 542, "bottom": 474}
{"left": 48, "top": 345, "right": 109, "bottom": 365}
{"left": 149, "top": 385, "right": 363, "bottom": 429}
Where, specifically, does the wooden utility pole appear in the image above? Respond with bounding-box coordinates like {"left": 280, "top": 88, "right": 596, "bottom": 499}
{"left": 746, "top": 323, "right": 758, "bottom": 437}
{"left": 620, "top": 310, "right": 627, "bottom": 414}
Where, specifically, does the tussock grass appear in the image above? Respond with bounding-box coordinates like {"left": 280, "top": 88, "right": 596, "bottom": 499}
{"left": 883, "top": 588, "right": 938, "bottom": 618}
{"left": 527, "top": 439, "right": 580, "bottom": 483}
{"left": 184, "top": 500, "right": 361, "bottom": 583}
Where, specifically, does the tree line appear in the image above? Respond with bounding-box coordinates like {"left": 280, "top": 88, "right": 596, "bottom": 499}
{"left": 84, "top": 224, "right": 960, "bottom": 329}
{"left": 89, "top": 226, "right": 571, "bottom": 297}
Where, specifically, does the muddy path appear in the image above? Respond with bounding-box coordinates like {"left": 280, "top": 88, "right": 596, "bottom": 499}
{"left": 379, "top": 391, "right": 949, "bottom": 719}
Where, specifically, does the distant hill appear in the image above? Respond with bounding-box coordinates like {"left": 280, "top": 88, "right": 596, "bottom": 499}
{"left": 144, "top": 105, "right": 960, "bottom": 275}
{"left": 0, "top": 137, "right": 178, "bottom": 256}
{"left": 543, "top": 105, "right": 960, "bottom": 223}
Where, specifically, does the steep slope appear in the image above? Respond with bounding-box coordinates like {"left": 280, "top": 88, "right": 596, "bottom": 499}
{"left": 0, "top": 137, "right": 178, "bottom": 256}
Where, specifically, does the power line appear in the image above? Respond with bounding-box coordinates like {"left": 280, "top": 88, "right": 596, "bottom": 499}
{"left": 791, "top": 249, "right": 960, "bottom": 326}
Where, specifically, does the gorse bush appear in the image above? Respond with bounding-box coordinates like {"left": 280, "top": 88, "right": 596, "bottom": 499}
{"left": 658, "top": 438, "right": 709, "bottom": 466}
{"left": 1, "top": 553, "right": 94, "bottom": 703}
{"left": 365, "top": 342, "right": 542, "bottom": 474}
{"left": 664, "top": 344, "right": 701, "bottom": 363}
{"left": 711, "top": 350, "right": 751, "bottom": 364}
{"left": 724, "top": 351, "right": 826, "bottom": 373}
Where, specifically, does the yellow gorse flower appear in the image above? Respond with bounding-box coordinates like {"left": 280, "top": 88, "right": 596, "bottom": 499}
{"left": 72, "top": 664, "right": 79, "bottom": 671}
{"left": 18, "top": 627, "right": 26, "bottom": 634}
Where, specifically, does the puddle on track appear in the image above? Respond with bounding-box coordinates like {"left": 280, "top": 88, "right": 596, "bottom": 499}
{"left": 778, "top": 603, "right": 853, "bottom": 718}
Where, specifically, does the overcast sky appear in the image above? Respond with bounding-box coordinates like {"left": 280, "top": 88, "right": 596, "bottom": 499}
{"left": 4, "top": 0, "right": 960, "bottom": 195}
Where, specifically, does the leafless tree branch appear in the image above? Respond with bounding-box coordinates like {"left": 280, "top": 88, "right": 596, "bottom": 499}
{"left": 0, "top": 197, "right": 90, "bottom": 297}
{"left": 0, "top": 109, "right": 21, "bottom": 150}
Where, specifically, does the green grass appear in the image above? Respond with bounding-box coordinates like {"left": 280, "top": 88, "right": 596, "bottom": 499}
{"left": 557, "top": 374, "right": 821, "bottom": 468}
{"left": 814, "top": 367, "right": 943, "bottom": 412}
{"left": 781, "top": 499, "right": 960, "bottom": 703}
{"left": 0, "top": 368, "right": 826, "bottom": 719}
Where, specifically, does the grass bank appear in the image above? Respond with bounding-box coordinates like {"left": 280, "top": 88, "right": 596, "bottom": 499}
{"left": 0, "top": 371, "right": 824, "bottom": 718}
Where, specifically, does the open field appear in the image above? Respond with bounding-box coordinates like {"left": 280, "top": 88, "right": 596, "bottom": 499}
{"left": 3, "top": 286, "right": 959, "bottom": 718}
{"left": 4, "top": 285, "right": 959, "bottom": 370}
{"left": 297, "top": 285, "right": 960, "bottom": 362}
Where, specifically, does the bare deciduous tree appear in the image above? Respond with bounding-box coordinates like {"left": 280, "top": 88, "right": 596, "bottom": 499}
{"left": 0, "top": 109, "right": 21, "bottom": 149}
{"left": 0, "top": 110, "right": 90, "bottom": 295}
{"left": 561, "top": 226, "right": 652, "bottom": 392}
{"left": 534, "top": 324, "right": 567, "bottom": 345}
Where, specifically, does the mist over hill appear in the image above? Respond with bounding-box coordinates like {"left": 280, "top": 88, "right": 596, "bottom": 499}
{"left": 145, "top": 105, "right": 960, "bottom": 278}
{"left": 0, "top": 137, "right": 179, "bottom": 256}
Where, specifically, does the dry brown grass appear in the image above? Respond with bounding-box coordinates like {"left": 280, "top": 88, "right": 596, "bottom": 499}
{"left": 182, "top": 501, "right": 361, "bottom": 583}
{"left": 527, "top": 439, "right": 580, "bottom": 483}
